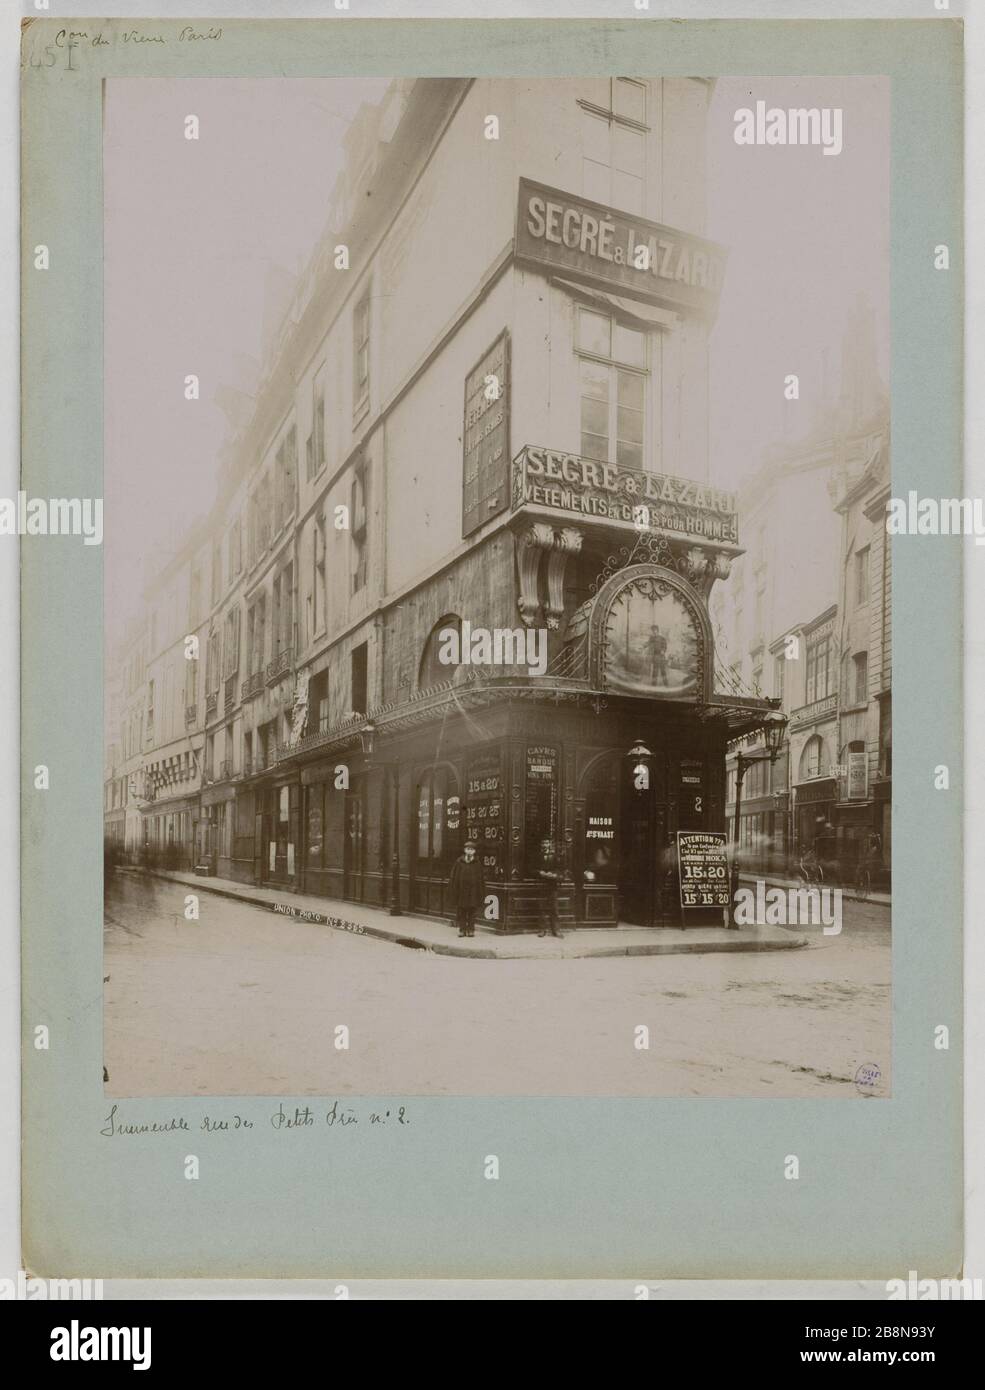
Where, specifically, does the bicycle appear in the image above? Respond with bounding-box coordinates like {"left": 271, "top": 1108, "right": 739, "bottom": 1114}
{"left": 797, "top": 855, "right": 824, "bottom": 888}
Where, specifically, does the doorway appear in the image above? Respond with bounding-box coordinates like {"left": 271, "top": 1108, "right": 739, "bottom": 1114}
{"left": 619, "top": 749, "right": 674, "bottom": 927}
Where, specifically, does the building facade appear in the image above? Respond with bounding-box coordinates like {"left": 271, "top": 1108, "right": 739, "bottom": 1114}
{"left": 107, "top": 77, "right": 782, "bottom": 930}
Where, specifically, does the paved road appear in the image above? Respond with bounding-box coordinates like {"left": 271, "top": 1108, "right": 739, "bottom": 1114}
{"left": 104, "top": 870, "right": 891, "bottom": 1099}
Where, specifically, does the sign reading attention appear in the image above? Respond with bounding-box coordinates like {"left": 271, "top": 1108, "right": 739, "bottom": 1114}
{"left": 463, "top": 330, "right": 510, "bottom": 538}
{"left": 515, "top": 178, "right": 727, "bottom": 317}
{"left": 677, "top": 831, "right": 731, "bottom": 909}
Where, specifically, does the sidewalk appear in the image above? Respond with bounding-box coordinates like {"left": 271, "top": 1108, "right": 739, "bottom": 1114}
{"left": 138, "top": 867, "right": 808, "bottom": 959}
{"left": 738, "top": 871, "right": 891, "bottom": 908}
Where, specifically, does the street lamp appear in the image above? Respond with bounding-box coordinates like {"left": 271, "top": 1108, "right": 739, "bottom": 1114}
{"left": 626, "top": 738, "right": 652, "bottom": 792}
{"left": 729, "top": 711, "right": 788, "bottom": 928}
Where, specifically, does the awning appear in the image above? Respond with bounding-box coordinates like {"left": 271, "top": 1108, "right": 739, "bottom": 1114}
{"left": 551, "top": 276, "right": 679, "bottom": 331}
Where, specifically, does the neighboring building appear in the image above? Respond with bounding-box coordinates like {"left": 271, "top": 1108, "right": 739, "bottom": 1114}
{"left": 718, "top": 296, "right": 889, "bottom": 882}
{"left": 106, "top": 77, "right": 785, "bottom": 930}
{"left": 831, "top": 434, "right": 892, "bottom": 885}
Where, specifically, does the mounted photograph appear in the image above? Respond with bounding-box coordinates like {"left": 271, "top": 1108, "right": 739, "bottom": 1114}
{"left": 102, "top": 74, "right": 891, "bottom": 1099}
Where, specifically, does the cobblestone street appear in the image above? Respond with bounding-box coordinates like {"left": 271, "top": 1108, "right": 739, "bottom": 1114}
{"left": 104, "top": 870, "right": 891, "bottom": 1099}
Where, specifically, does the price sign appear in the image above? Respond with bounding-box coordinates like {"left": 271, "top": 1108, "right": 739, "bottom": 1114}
{"left": 677, "top": 830, "right": 730, "bottom": 909}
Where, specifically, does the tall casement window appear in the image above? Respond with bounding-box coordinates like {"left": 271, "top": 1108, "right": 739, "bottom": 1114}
{"left": 852, "top": 651, "right": 868, "bottom": 705}
{"left": 799, "top": 735, "right": 828, "bottom": 781}
{"left": 353, "top": 293, "right": 370, "bottom": 418}
{"left": 310, "top": 517, "right": 326, "bottom": 639}
{"left": 805, "top": 632, "right": 834, "bottom": 704}
{"left": 272, "top": 564, "right": 293, "bottom": 658}
{"left": 577, "top": 309, "right": 647, "bottom": 469}
{"left": 227, "top": 519, "right": 242, "bottom": 583}
{"left": 188, "top": 568, "right": 201, "bottom": 628}
{"left": 211, "top": 541, "right": 222, "bottom": 608}
{"left": 855, "top": 545, "right": 871, "bottom": 606}
{"left": 206, "top": 629, "right": 221, "bottom": 695}
{"left": 773, "top": 654, "right": 786, "bottom": 705}
{"left": 309, "top": 670, "right": 329, "bottom": 734}
{"left": 350, "top": 642, "right": 368, "bottom": 715}
{"left": 351, "top": 462, "right": 368, "bottom": 594}
{"left": 146, "top": 680, "right": 155, "bottom": 741}
{"left": 274, "top": 426, "right": 297, "bottom": 534}
{"left": 222, "top": 606, "right": 240, "bottom": 678}
{"left": 581, "top": 78, "right": 647, "bottom": 214}
{"left": 307, "top": 375, "right": 326, "bottom": 482}
{"left": 247, "top": 596, "right": 266, "bottom": 676}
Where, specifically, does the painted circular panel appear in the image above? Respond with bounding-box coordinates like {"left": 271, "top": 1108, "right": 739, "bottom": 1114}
{"left": 602, "top": 576, "right": 701, "bottom": 697}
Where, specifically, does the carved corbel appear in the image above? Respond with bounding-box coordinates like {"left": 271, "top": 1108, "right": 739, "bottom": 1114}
{"left": 545, "top": 527, "right": 584, "bottom": 630}
{"left": 517, "top": 523, "right": 554, "bottom": 627}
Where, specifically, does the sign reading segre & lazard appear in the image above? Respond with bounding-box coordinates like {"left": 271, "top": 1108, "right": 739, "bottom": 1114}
{"left": 514, "top": 178, "right": 727, "bottom": 316}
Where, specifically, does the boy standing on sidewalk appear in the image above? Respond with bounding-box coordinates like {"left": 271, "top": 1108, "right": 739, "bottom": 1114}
{"left": 449, "top": 842, "right": 485, "bottom": 938}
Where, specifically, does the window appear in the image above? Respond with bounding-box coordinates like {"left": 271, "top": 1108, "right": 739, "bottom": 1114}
{"left": 577, "top": 309, "right": 647, "bottom": 469}
{"left": 230, "top": 519, "right": 242, "bottom": 578}
{"left": 855, "top": 545, "right": 871, "bottom": 605}
{"left": 308, "top": 378, "right": 326, "bottom": 482}
{"left": 211, "top": 541, "right": 222, "bottom": 607}
{"left": 188, "top": 569, "right": 201, "bottom": 628}
{"left": 853, "top": 651, "right": 868, "bottom": 705}
{"left": 351, "top": 462, "right": 368, "bottom": 594}
{"left": 146, "top": 680, "right": 155, "bottom": 739}
{"left": 312, "top": 518, "right": 326, "bottom": 637}
{"left": 799, "top": 735, "right": 828, "bottom": 781}
{"left": 582, "top": 79, "right": 647, "bottom": 214}
{"left": 247, "top": 596, "right": 266, "bottom": 675}
{"left": 773, "top": 655, "right": 786, "bottom": 705}
{"left": 350, "top": 642, "right": 368, "bottom": 715}
{"left": 243, "top": 730, "right": 252, "bottom": 777}
{"left": 272, "top": 564, "right": 293, "bottom": 658}
{"left": 878, "top": 695, "right": 892, "bottom": 777}
{"left": 353, "top": 294, "right": 370, "bottom": 415}
{"left": 416, "top": 766, "right": 461, "bottom": 876}
{"left": 273, "top": 427, "right": 297, "bottom": 534}
{"left": 751, "top": 663, "right": 763, "bottom": 696}
{"left": 419, "top": 616, "right": 462, "bottom": 690}
{"left": 222, "top": 607, "right": 240, "bottom": 678}
{"left": 805, "top": 633, "right": 833, "bottom": 704}
{"left": 309, "top": 671, "right": 329, "bottom": 734}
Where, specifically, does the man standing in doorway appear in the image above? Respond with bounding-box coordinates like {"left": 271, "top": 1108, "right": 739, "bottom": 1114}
{"left": 449, "top": 841, "right": 485, "bottom": 938}
{"left": 537, "top": 838, "right": 564, "bottom": 939}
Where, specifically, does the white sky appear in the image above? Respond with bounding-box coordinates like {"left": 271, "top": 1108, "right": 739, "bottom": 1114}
{"left": 105, "top": 75, "right": 888, "bottom": 639}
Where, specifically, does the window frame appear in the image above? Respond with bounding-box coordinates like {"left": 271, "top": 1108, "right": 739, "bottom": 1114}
{"left": 575, "top": 307, "right": 650, "bottom": 470}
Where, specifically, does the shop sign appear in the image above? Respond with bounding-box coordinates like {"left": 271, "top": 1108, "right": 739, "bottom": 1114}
{"left": 677, "top": 830, "right": 731, "bottom": 909}
{"left": 847, "top": 750, "right": 868, "bottom": 800}
{"left": 515, "top": 177, "right": 727, "bottom": 316}
{"left": 513, "top": 445, "right": 738, "bottom": 544}
{"left": 463, "top": 331, "right": 510, "bottom": 538}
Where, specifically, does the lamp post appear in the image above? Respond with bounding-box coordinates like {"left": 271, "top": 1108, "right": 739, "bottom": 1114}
{"left": 729, "top": 712, "right": 788, "bottom": 928}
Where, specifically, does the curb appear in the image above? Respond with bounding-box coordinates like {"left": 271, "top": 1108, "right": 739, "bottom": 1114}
{"left": 134, "top": 868, "right": 809, "bottom": 959}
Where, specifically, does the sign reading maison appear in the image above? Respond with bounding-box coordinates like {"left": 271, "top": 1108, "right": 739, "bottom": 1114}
{"left": 514, "top": 178, "right": 727, "bottom": 316}
{"left": 513, "top": 446, "right": 739, "bottom": 545}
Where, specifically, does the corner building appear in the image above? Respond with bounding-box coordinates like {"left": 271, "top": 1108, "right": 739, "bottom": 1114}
{"left": 128, "top": 78, "right": 779, "bottom": 930}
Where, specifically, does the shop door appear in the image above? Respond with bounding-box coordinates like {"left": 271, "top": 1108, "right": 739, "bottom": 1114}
{"left": 269, "top": 785, "right": 299, "bottom": 885}
{"left": 619, "top": 752, "right": 673, "bottom": 927}
{"left": 343, "top": 791, "right": 364, "bottom": 902}
{"left": 253, "top": 812, "right": 265, "bottom": 883}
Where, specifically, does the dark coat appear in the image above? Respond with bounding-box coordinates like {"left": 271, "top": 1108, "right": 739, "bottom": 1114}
{"left": 448, "top": 854, "right": 485, "bottom": 908}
